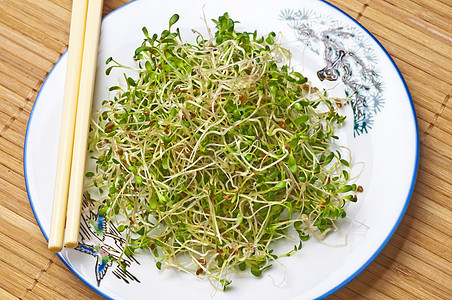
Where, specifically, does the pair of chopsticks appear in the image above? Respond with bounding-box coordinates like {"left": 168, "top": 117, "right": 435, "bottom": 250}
{"left": 48, "top": 0, "right": 104, "bottom": 252}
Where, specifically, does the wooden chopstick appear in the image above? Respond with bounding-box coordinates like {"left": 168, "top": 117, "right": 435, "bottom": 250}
{"left": 48, "top": 0, "right": 89, "bottom": 253}
{"left": 48, "top": 0, "right": 104, "bottom": 252}
{"left": 64, "top": 0, "right": 105, "bottom": 248}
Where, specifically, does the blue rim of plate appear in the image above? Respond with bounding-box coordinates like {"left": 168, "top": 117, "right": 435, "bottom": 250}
{"left": 23, "top": 1, "right": 419, "bottom": 299}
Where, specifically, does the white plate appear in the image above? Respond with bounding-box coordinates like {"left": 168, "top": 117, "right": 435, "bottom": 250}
{"left": 24, "top": 0, "right": 418, "bottom": 299}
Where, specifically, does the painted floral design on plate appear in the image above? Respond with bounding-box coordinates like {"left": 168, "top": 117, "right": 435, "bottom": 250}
{"left": 280, "top": 8, "right": 384, "bottom": 136}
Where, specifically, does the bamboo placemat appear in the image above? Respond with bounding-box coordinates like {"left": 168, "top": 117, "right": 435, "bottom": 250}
{"left": 0, "top": 0, "right": 450, "bottom": 299}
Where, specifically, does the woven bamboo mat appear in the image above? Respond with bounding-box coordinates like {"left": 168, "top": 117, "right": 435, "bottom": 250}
{"left": 0, "top": 0, "right": 450, "bottom": 299}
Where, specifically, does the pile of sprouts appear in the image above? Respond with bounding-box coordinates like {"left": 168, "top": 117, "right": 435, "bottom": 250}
{"left": 85, "top": 13, "right": 360, "bottom": 289}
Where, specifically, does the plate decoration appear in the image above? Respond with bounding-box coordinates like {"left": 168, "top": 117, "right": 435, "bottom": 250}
{"left": 76, "top": 200, "right": 141, "bottom": 286}
{"left": 280, "top": 8, "right": 384, "bottom": 136}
